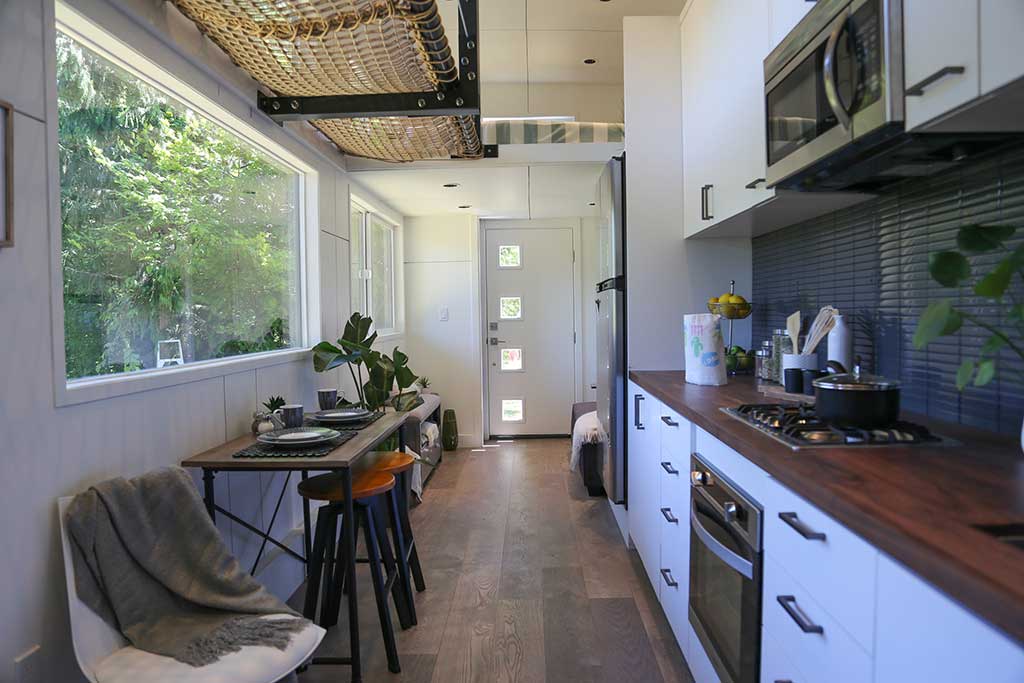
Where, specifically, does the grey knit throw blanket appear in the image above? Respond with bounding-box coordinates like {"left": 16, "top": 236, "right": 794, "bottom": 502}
{"left": 65, "top": 466, "right": 308, "bottom": 666}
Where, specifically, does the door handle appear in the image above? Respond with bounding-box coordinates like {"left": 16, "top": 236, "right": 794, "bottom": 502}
{"left": 779, "top": 512, "right": 827, "bottom": 541}
{"left": 776, "top": 595, "right": 824, "bottom": 634}
{"left": 489, "top": 337, "right": 507, "bottom": 346}
{"left": 823, "top": 12, "right": 852, "bottom": 130}
{"left": 660, "top": 568, "right": 678, "bottom": 587}
{"left": 634, "top": 394, "right": 645, "bottom": 430}
{"left": 660, "top": 507, "right": 679, "bottom": 524}
{"left": 906, "top": 65, "right": 966, "bottom": 96}
{"left": 661, "top": 461, "right": 679, "bottom": 475}
{"left": 660, "top": 415, "right": 679, "bottom": 427}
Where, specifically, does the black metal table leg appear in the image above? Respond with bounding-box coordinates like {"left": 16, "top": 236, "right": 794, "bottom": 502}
{"left": 343, "top": 467, "right": 361, "bottom": 682}
{"left": 301, "top": 471, "right": 312, "bottom": 576}
{"left": 202, "top": 469, "right": 216, "bottom": 521}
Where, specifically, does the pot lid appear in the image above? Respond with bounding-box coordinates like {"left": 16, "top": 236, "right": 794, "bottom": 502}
{"left": 814, "top": 371, "right": 901, "bottom": 391}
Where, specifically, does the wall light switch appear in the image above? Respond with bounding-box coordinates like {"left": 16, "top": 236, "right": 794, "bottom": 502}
{"left": 439, "top": 306, "right": 449, "bottom": 322}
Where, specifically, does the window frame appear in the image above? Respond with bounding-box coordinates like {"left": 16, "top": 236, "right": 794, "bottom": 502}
{"left": 50, "top": 6, "right": 322, "bottom": 407}
{"left": 350, "top": 196, "right": 400, "bottom": 337}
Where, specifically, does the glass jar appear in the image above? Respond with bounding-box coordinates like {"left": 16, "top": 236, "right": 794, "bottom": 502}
{"left": 760, "top": 340, "right": 773, "bottom": 381}
{"left": 772, "top": 329, "right": 793, "bottom": 384}
{"left": 755, "top": 349, "right": 770, "bottom": 382}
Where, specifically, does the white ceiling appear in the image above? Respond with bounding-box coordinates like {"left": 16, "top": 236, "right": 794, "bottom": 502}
{"left": 447, "top": 0, "right": 683, "bottom": 85}
{"left": 351, "top": 164, "right": 606, "bottom": 219}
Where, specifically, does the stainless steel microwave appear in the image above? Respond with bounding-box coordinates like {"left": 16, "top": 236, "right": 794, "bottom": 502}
{"left": 765, "top": 0, "right": 905, "bottom": 190}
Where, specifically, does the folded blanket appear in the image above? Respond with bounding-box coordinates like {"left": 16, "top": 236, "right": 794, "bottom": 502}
{"left": 65, "top": 466, "right": 308, "bottom": 667}
{"left": 571, "top": 410, "right": 606, "bottom": 472}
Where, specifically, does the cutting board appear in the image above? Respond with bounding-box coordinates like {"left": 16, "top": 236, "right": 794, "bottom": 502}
{"left": 758, "top": 382, "right": 815, "bottom": 404}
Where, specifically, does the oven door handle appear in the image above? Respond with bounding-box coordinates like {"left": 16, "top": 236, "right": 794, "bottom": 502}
{"left": 823, "top": 11, "right": 853, "bottom": 131}
{"left": 690, "top": 503, "right": 754, "bottom": 580}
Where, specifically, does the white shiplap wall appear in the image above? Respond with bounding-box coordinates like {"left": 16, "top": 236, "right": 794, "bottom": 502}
{"left": 0, "top": 0, "right": 403, "bottom": 679}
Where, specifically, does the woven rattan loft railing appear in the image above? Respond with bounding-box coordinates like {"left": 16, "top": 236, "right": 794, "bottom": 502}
{"left": 171, "top": 0, "right": 483, "bottom": 161}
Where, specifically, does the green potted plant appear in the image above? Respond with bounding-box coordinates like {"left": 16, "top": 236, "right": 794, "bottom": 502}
{"left": 913, "top": 223, "right": 1023, "bottom": 448}
{"left": 312, "top": 312, "right": 423, "bottom": 414}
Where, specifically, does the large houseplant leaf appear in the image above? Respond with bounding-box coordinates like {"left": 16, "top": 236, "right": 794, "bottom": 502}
{"left": 928, "top": 251, "right": 971, "bottom": 287}
{"left": 913, "top": 300, "right": 962, "bottom": 349}
{"left": 957, "top": 224, "right": 1016, "bottom": 253}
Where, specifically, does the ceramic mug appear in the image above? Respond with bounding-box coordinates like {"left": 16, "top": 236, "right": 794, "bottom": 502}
{"left": 275, "top": 404, "right": 304, "bottom": 429}
{"left": 317, "top": 389, "right": 338, "bottom": 411}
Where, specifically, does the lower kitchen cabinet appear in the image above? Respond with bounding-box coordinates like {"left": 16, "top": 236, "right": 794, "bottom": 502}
{"left": 658, "top": 406, "right": 691, "bottom": 651}
{"left": 627, "top": 381, "right": 662, "bottom": 595}
{"left": 874, "top": 553, "right": 1024, "bottom": 683}
{"left": 760, "top": 627, "right": 806, "bottom": 683}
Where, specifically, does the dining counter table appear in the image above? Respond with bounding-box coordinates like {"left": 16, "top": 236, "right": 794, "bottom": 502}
{"left": 181, "top": 410, "right": 414, "bottom": 682}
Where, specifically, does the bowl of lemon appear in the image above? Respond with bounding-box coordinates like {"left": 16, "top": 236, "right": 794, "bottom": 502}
{"left": 707, "top": 292, "right": 752, "bottom": 320}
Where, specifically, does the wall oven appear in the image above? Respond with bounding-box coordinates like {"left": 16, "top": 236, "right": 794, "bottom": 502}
{"left": 689, "top": 453, "right": 763, "bottom": 683}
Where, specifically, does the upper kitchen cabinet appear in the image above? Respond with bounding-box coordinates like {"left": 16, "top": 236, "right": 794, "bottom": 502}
{"left": 681, "top": 0, "right": 870, "bottom": 239}
{"left": 905, "top": 0, "right": 1024, "bottom": 131}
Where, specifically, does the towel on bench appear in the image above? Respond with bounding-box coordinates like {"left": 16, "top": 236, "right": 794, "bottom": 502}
{"left": 571, "top": 410, "right": 606, "bottom": 472}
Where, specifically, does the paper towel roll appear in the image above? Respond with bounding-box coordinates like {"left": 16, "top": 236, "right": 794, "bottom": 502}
{"left": 684, "top": 313, "right": 727, "bottom": 386}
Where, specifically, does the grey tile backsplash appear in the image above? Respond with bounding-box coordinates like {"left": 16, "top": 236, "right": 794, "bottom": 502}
{"left": 752, "top": 144, "right": 1024, "bottom": 435}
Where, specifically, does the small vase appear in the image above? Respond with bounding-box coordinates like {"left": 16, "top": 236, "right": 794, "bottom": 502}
{"left": 442, "top": 409, "right": 459, "bottom": 451}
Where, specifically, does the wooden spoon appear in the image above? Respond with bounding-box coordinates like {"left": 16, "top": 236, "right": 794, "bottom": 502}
{"left": 787, "top": 311, "right": 801, "bottom": 355}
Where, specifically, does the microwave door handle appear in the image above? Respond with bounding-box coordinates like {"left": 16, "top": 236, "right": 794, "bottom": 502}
{"left": 823, "top": 13, "right": 852, "bottom": 130}
{"left": 690, "top": 503, "right": 754, "bottom": 580}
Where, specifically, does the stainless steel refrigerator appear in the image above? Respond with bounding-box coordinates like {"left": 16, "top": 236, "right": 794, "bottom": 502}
{"left": 596, "top": 155, "right": 626, "bottom": 504}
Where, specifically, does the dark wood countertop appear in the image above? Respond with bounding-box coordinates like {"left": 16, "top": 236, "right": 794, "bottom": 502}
{"left": 629, "top": 370, "right": 1024, "bottom": 645}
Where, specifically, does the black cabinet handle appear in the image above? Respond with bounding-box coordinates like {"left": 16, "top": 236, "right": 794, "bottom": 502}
{"left": 660, "top": 507, "right": 679, "bottom": 524}
{"left": 661, "top": 462, "right": 679, "bottom": 475}
{"left": 660, "top": 568, "right": 678, "bottom": 587}
{"left": 700, "top": 184, "right": 714, "bottom": 220}
{"left": 774, "top": 680, "right": 794, "bottom": 683}
{"left": 777, "top": 595, "right": 824, "bottom": 634}
{"left": 779, "top": 512, "right": 826, "bottom": 541}
{"left": 745, "top": 177, "right": 766, "bottom": 189}
{"left": 661, "top": 415, "right": 679, "bottom": 427}
{"left": 906, "top": 65, "right": 966, "bottom": 96}
{"left": 633, "top": 394, "right": 645, "bottom": 430}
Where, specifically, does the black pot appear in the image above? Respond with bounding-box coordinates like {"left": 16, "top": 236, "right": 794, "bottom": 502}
{"left": 813, "top": 361, "right": 901, "bottom": 428}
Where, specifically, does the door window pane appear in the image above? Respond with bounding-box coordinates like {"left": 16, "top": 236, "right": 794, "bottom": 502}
{"left": 57, "top": 31, "right": 301, "bottom": 381}
{"left": 369, "top": 214, "right": 395, "bottom": 330}
{"left": 500, "top": 348, "right": 523, "bottom": 371}
{"left": 350, "top": 207, "right": 365, "bottom": 315}
{"left": 502, "top": 399, "right": 524, "bottom": 422}
{"left": 499, "top": 296, "right": 522, "bottom": 320}
{"left": 498, "top": 244, "right": 521, "bottom": 268}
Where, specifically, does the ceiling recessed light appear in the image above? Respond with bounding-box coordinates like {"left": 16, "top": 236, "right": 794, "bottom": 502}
{"left": 583, "top": 58, "right": 597, "bottom": 65}
{"left": 443, "top": 182, "right": 460, "bottom": 188}
{"left": 458, "top": 205, "right": 472, "bottom": 209}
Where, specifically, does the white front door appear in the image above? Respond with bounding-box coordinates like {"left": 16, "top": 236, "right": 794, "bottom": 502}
{"left": 485, "top": 227, "right": 575, "bottom": 436}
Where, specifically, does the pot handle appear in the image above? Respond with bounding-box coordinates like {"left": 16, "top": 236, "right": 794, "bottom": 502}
{"left": 825, "top": 360, "right": 847, "bottom": 375}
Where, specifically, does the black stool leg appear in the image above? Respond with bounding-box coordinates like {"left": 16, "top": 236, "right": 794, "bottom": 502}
{"left": 397, "top": 470, "right": 426, "bottom": 592}
{"left": 302, "top": 506, "right": 331, "bottom": 621}
{"left": 320, "top": 509, "right": 343, "bottom": 629}
{"left": 386, "top": 487, "right": 418, "bottom": 626}
{"left": 372, "top": 497, "right": 413, "bottom": 630}
{"left": 363, "top": 504, "right": 401, "bottom": 674}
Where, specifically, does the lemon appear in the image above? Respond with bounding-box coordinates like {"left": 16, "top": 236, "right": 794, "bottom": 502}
{"left": 708, "top": 296, "right": 718, "bottom": 306}
{"left": 728, "top": 294, "right": 746, "bottom": 304}
{"left": 718, "top": 293, "right": 732, "bottom": 303}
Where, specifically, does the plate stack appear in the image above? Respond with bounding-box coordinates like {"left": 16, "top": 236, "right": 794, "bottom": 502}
{"left": 310, "top": 408, "right": 373, "bottom": 425}
{"left": 256, "top": 426, "right": 341, "bottom": 448}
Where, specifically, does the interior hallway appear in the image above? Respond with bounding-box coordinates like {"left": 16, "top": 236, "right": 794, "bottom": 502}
{"left": 294, "top": 439, "right": 693, "bottom": 682}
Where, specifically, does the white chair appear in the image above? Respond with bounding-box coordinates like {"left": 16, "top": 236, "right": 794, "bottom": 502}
{"left": 58, "top": 497, "right": 325, "bottom": 683}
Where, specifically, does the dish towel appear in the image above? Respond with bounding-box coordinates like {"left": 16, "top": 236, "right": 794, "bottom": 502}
{"left": 65, "top": 466, "right": 308, "bottom": 667}
{"left": 571, "top": 410, "right": 606, "bottom": 472}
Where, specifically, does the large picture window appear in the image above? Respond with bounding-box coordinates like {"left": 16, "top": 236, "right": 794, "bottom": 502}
{"left": 350, "top": 200, "right": 397, "bottom": 334}
{"left": 56, "top": 31, "right": 304, "bottom": 381}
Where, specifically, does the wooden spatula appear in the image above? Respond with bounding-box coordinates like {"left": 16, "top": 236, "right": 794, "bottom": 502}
{"left": 787, "top": 311, "right": 801, "bottom": 355}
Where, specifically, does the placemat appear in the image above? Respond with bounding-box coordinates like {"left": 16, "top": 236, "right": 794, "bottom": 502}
{"left": 232, "top": 430, "right": 355, "bottom": 458}
{"left": 306, "top": 410, "right": 384, "bottom": 432}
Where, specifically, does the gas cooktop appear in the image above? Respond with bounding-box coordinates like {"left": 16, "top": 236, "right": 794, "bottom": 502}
{"left": 722, "top": 403, "right": 950, "bottom": 450}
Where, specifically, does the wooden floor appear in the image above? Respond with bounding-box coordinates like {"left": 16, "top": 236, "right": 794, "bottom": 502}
{"left": 294, "top": 438, "right": 693, "bottom": 683}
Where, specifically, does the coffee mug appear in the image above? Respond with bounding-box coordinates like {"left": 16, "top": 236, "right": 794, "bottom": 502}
{"left": 275, "top": 404, "right": 304, "bottom": 429}
{"left": 317, "top": 389, "right": 338, "bottom": 411}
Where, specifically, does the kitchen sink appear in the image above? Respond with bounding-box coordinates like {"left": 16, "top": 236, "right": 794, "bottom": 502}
{"left": 973, "top": 523, "right": 1024, "bottom": 552}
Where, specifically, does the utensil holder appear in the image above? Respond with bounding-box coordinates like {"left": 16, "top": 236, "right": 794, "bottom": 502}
{"left": 782, "top": 353, "right": 818, "bottom": 372}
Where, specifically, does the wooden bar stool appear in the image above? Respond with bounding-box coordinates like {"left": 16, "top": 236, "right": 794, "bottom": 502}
{"left": 372, "top": 452, "right": 426, "bottom": 603}
{"left": 298, "top": 470, "right": 403, "bottom": 674}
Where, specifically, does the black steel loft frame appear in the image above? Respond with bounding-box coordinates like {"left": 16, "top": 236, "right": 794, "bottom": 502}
{"left": 257, "top": 0, "right": 498, "bottom": 158}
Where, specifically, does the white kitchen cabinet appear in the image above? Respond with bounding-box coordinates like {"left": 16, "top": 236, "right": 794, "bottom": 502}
{"left": 658, "top": 406, "right": 691, "bottom": 650}
{"left": 682, "top": 0, "right": 773, "bottom": 238}
{"left": 627, "top": 381, "right": 662, "bottom": 595}
{"left": 874, "top": 554, "right": 1024, "bottom": 683}
{"left": 760, "top": 628, "right": 808, "bottom": 683}
{"left": 981, "top": 0, "right": 1024, "bottom": 95}
{"left": 904, "top": 0, "right": 980, "bottom": 130}
{"left": 768, "top": 0, "right": 814, "bottom": 51}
